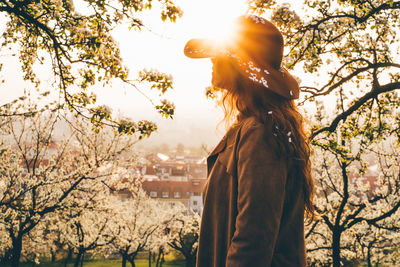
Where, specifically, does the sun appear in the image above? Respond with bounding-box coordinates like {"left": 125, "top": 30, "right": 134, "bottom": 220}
{"left": 205, "top": 0, "right": 247, "bottom": 38}
{"left": 184, "top": 0, "right": 248, "bottom": 43}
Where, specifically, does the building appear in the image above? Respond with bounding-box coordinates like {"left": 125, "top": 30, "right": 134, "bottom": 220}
{"left": 142, "top": 178, "right": 206, "bottom": 214}
{"left": 138, "top": 154, "right": 208, "bottom": 214}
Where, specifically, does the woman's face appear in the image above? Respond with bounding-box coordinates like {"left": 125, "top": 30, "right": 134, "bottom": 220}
{"left": 211, "top": 56, "right": 237, "bottom": 90}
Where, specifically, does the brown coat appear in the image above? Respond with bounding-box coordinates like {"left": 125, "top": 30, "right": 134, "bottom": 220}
{"left": 196, "top": 117, "right": 306, "bottom": 267}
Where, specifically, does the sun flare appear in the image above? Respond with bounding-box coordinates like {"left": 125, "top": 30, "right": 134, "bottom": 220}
{"left": 189, "top": 0, "right": 248, "bottom": 43}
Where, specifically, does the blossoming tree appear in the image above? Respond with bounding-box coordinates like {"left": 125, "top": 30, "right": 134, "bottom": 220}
{"left": 0, "top": 110, "right": 134, "bottom": 267}
{"left": 304, "top": 91, "right": 400, "bottom": 266}
{"left": 247, "top": 1, "right": 400, "bottom": 266}
{"left": 0, "top": 0, "right": 180, "bottom": 134}
{"left": 107, "top": 179, "right": 182, "bottom": 267}
{"left": 166, "top": 213, "right": 200, "bottom": 267}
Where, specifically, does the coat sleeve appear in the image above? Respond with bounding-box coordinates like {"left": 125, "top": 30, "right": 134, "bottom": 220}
{"left": 226, "top": 122, "right": 287, "bottom": 267}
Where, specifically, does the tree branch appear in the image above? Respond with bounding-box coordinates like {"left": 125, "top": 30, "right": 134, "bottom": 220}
{"left": 311, "top": 82, "right": 400, "bottom": 138}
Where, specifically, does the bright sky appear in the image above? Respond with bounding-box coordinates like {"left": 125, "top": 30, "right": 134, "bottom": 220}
{"left": 101, "top": 0, "right": 250, "bottom": 119}
{"left": 0, "top": 0, "right": 313, "bottom": 147}
{"left": 95, "top": 0, "right": 310, "bottom": 133}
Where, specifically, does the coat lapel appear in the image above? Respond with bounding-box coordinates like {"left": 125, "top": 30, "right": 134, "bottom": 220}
{"left": 207, "top": 123, "right": 241, "bottom": 175}
{"left": 207, "top": 136, "right": 227, "bottom": 176}
{"left": 208, "top": 136, "right": 228, "bottom": 158}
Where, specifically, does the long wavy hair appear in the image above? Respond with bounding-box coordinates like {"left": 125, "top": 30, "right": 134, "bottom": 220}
{"left": 213, "top": 56, "right": 316, "bottom": 220}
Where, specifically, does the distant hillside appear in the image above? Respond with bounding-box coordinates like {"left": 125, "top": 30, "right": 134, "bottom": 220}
{"left": 137, "top": 115, "right": 224, "bottom": 148}
{"left": 50, "top": 113, "right": 224, "bottom": 149}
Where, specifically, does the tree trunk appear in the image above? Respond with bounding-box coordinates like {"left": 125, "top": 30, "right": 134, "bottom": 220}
{"left": 332, "top": 230, "right": 341, "bottom": 267}
{"left": 64, "top": 247, "right": 73, "bottom": 267}
{"left": 185, "top": 255, "right": 195, "bottom": 267}
{"left": 51, "top": 248, "right": 56, "bottom": 262}
{"left": 148, "top": 251, "right": 151, "bottom": 267}
{"left": 10, "top": 236, "right": 23, "bottom": 267}
{"left": 122, "top": 256, "right": 127, "bottom": 267}
{"left": 80, "top": 251, "right": 84, "bottom": 267}
{"left": 155, "top": 250, "right": 161, "bottom": 267}
{"left": 160, "top": 251, "right": 165, "bottom": 267}
{"left": 367, "top": 245, "right": 372, "bottom": 267}
{"left": 74, "top": 251, "right": 83, "bottom": 267}
{"left": 128, "top": 259, "right": 136, "bottom": 267}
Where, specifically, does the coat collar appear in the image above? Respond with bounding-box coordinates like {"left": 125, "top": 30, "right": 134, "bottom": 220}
{"left": 208, "top": 123, "right": 241, "bottom": 158}
{"left": 208, "top": 136, "right": 227, "bottom": 158}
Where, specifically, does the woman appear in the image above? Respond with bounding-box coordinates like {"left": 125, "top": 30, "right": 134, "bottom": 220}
{"left": 184, "top": 15, "right": 315, "bottom": 267}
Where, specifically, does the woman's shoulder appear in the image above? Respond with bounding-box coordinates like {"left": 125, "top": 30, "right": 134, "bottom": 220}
{"left": 234, "top": 117, "right": 279, "bottom": 154}
{"left": 235, "top": 116, "right": 282, "bottom": 162}
{"left": 239, "top": 116, "right": 275, "bottom": 138}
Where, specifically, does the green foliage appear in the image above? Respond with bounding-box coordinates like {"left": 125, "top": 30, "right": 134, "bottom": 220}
{"left": 117, "top": 118, "right": 136, "bottom": 135}
{"left": 136, "top": 120, "right": 158, "bottom": 139}
{"left": 161, "top": 0, "right": 183, "bottom": 22}
{"left": 204, "top": 86, "right": 220, "bottom": 100}
{"left": 0, "top": 0, "right": 182, "bottom": 136}
{"left": 139, "top": 69, "right": 174, "bottom": 94}
{"left": 155, "top": 99, "right": 175, "bottom": 119}
{"left": 247, "top": 0, "right": 277, "bottom": 15}
{"left": 250, "top": 1, "right": 400, "bottom": 128}
{"left": 313, "top": 91, "right": 400, "bottom": 166}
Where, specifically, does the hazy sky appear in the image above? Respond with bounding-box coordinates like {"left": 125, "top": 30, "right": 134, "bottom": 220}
{"left": 97, "top": 0, "right": 251, "bottom": 120}
{"left": 0, "top": 0, "right": 315, "bottom": 147}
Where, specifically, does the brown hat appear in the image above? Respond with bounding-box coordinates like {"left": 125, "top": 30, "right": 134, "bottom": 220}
{"left": 184, "top": 15, "right": 300, "bottom": 100}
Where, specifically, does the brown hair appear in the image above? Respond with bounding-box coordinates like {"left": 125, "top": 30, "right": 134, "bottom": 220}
{"left": 215, "top": 57, "right": 316, "bottom": 220}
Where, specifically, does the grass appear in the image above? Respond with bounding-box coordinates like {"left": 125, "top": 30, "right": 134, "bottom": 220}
{"left": 1, "top": 259, "right": 186, "bottom": 267}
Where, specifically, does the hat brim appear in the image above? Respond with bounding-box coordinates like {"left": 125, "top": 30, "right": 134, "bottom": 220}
{"left": 184, "top": 38, "right": 222, "bottom": 58}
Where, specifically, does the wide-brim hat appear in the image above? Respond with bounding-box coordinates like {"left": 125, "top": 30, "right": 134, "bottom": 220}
{"left": 184, "top": 15, "right": 300, "bottom": 100}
